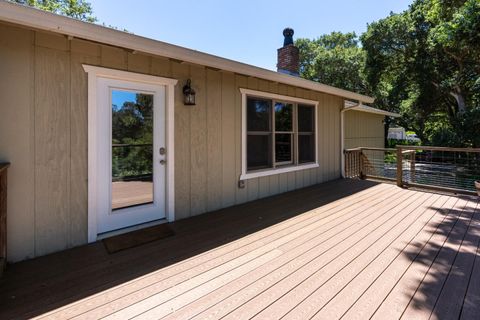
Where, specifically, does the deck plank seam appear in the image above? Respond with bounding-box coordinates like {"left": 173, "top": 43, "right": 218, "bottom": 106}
{"left": 20, "top": 183, "right": 386, "bottom": 316}
{"left": 97, "top": 187, "right": 408, "bottom": 319}
{"left": 336, "top": 196, "right": 459, "bottom": 319}
{"left": 458, "top": 201, "right": 480, "bottom": 320}
{"left": 309, "top": 195, "right": 451, "bottom": 319}
{"left": 369, "top": 197, "right": 470, "bottom": 320}
{"left": 430, "top": 200, "right": 480, "bottom": 319}
{"left": 215, "top": 191, "right": 431, "bottom": 319}
{"left": 267, "top": 192, "right": 438, "bottom": 320}
{"left": 60, "top": 186, "right": 397, "bottom": 319}
{"left": 154, "top": 188, "right": 412, "bottom": 320}
{"left": 397, "top": 200, "right": 474, "bottom": 319}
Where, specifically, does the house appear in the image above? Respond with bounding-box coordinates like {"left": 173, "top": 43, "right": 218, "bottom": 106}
{"left": 0, "top": 1, "right": 399, "bottom": 262}
{"left": 388, "top": 127, "right": 407, "bottom": 140}
{"left": 388, "top": 127, "right": 421, "bottom": 143}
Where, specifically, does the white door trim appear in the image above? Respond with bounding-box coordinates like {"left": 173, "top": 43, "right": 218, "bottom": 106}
{"left": 83, "top": 65, "right": 177, "bottom": 243}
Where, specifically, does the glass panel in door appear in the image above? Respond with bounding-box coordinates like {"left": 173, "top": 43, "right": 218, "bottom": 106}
{"left": 111, "top": 90, "right": 154, "bottom": 210}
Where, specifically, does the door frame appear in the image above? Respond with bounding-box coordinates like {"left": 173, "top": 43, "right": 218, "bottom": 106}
{"left": 83, "top": 65, "right": 177, "bottom": 243}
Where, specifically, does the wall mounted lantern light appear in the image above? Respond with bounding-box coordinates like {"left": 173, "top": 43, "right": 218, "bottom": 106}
{"left": 183, "top": 79, "right": 196, "bottom": 106}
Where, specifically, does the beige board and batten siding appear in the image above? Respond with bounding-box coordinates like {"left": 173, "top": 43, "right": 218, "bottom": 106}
{"left": 0, "top": 23, "right": 342, "bottom": 262}
{"left": 344, "top": 110, "right": 385, "bottom": 149}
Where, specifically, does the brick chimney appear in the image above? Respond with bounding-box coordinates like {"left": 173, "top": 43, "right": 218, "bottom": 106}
{"left": 277, "top": 28, "right": 299, "bottom": 76}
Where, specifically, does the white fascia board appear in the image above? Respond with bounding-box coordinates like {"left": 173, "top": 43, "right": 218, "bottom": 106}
{"left": 0, "top": 1, "right": 375, "bottom": 104}
{"left": 344, "top": 100, "right": 400, "bottom": 117}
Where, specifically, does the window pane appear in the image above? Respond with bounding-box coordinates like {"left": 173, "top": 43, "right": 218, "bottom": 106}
{"left": 275, "top": 133, "right": 292, "bottom": 163}
{"left": 111, "top": 90, "right": 154, "bottom": 210}
{"left": 298, "top": 104, "right": 314, "bottom": 132}
{"left": 299, "top": 134, "right": 315, "bottom": 163}
{"left": 247, "top": 134, "right": 272, "bottom": 170}
{"left": 275, "top": 102, "right": 293, "bottom": 132}
{"left": 247, "top": 98, "right": 271, "bottom": 132}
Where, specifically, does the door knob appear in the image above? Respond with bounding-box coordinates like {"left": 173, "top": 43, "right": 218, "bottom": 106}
{"left": 160, "top": 159, "right": 166, "bottom": 165}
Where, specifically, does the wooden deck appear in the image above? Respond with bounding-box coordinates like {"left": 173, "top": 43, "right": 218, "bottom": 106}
{"left": 0, "top": 179, "right": 479, "bottom": 320}
{"left": 112, "top": 181, "right": 153, "bottom": 210}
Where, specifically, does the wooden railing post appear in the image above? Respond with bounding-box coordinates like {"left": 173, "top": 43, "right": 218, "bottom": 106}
{"left": 0, "top": 163, "right": 10, "bottom": 276}
{"left": 359, "top": 149, "right": 365, "bottom": 179}
{"left": 396, "top": 147, "right": 403, "bottom": 187}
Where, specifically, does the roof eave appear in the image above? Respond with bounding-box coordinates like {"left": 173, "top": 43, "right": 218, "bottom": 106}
{"left": 0, "top": 1, "right": 375, "bottom": 104}
{"left": 344, "top": 100, "right": 400, "bottom": 117}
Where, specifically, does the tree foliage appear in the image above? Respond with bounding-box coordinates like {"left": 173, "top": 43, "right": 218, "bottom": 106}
{"left": 364, "top": 0, "right": 480, "bottom": 147}
{"left": 112, "top": 94, "right": 154, "bottom": 180}
{"left": 296, "top": 32, "right": 367, "bottom": 95}
{"left": 298, "top": 0, "right": 480, "bottom": 147}
{"left": 11, "top": 0, "right": 96, "bottom": 22}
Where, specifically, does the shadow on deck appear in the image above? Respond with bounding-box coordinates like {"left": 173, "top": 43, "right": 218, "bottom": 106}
{"left": 0, "top": 179, "right": 378, "bottom": 319}
{"left": 0, "top": 178, "right": 479, "bottom": 320}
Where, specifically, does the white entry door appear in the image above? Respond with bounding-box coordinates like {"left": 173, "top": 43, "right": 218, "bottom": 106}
{"left": 96, "top": 78, "right": 166, "bottom": 234}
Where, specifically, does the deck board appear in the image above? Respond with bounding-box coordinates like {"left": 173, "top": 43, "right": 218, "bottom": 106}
{"left": 431, "top": 202, "right": 480, "bottom": 319}
{"left": 400, "top": 200, "right": 477, "bottom": 320}
{"left": 48, "top": 182, "right": 390, "bottom": 319}
{"left": 216, "top": 192, "right": 429, "bottom": 320}
{"left": 338, "top": 196, "right": 460, "bottom": 320}
{"left": 0, "top": 179, "right": 478, "bottom": 320}
{"left": 461, "top": 233, "right": 480, "bottom": 320}
{"left": 286, "top": 194, "right": 444, "bottom": 320}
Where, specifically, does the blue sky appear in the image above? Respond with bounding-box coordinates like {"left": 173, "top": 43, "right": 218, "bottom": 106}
{"left": 89, "top": 0, "right": 412, "bottom": 71}
{"left": 111, "top": 90, "right": 136, "bottom": 110}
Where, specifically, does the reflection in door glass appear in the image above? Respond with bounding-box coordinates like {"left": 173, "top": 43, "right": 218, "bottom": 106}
{"left": 111, "top": 90, "right": 154, "bottom": 210}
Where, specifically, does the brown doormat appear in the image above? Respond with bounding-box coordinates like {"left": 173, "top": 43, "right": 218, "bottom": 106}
{"left": 102, "top": 223, "right": 175, "bottom": 254}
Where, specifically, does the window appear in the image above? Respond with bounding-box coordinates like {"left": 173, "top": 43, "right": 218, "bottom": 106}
{"left": 242, "top": 89, "right": 318, "bottom": 179}
{"left": 298, "top": 104, "right": 316, "bottom": 163}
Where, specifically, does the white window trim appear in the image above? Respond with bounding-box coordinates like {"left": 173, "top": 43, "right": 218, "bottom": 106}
{"left": 240, "top": 88, "right": 319, "bottom": 181}
{"left": 83, "top": 65, "right": 177, "bottom": 243}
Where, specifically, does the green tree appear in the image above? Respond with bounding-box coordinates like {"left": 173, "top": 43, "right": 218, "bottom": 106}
{"left": 296, "top": 32, "right": 368, "bottom": 95}
{"left": 112, "top": 93, "right": 154, "bottom": 180}
{"left": 362, "top": 0, "right": 480, "bottom": 147}
{"left": 10, "top": 0, "right": 96, "bottom": 22}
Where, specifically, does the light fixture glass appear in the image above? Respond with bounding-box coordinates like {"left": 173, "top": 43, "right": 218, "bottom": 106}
{"left": 183, "top": 79, "right": 196, "bottom": 105}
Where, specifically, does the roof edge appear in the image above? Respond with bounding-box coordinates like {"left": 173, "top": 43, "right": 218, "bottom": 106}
{"left": 344, "top": 100, "right": 400, "bottom": 117}
{"left": 0, "top": 1, "right": 375, "bottom": 104}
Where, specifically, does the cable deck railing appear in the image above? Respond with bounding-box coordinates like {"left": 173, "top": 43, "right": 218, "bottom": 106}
{"left": 345, "top": 146, "right": 480, "bottom": 195}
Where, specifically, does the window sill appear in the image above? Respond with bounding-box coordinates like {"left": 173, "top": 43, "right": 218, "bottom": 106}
{"left": 240, "top": 163, "right": 319, "bottom": 181}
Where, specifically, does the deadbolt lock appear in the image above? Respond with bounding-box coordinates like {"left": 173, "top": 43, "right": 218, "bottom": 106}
{"left": 159, "top": 147, "right": 166, "bottom": 155}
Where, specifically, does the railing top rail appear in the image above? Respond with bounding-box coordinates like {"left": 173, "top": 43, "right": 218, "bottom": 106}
{"left": 112, "top": 143, "right": 152, "bottom": 148}
{"left": 397, "top": 145, "right": 480, "bottom": 153}
{"left": 345, "top": 147, "right": 396, "bottom": 152}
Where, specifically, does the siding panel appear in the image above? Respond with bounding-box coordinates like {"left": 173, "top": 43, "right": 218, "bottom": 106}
{"left": 206, "top": 69, "right": 223, "bottom": 211}
{"left": 150, "top": 57, "right": 171, "bottom": 78}
{"left": 101, "top": 45, "right": 127, "bottom": 69}
{"left": 221, "top": 72, "right": 236, "bottom": 207}
{"left": 34, "top": 46, "right": 70, "bottom": 256}
{"left": 69, "top": 41, "right": 100, "bottom": 247}
{"left": 0, "top": 25, "right": 35, "bottom": 262}
{"left": 189, "top": 65, "right": 208, "bottom": 216}
{"left": 344, "top": 111, "right": 385, "bottom": 149}
{"left": 171, "top": 62, "right": 191, "bottom": 219}
{"left": 127, "top": 52, "right": 150, "bottom": 74}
